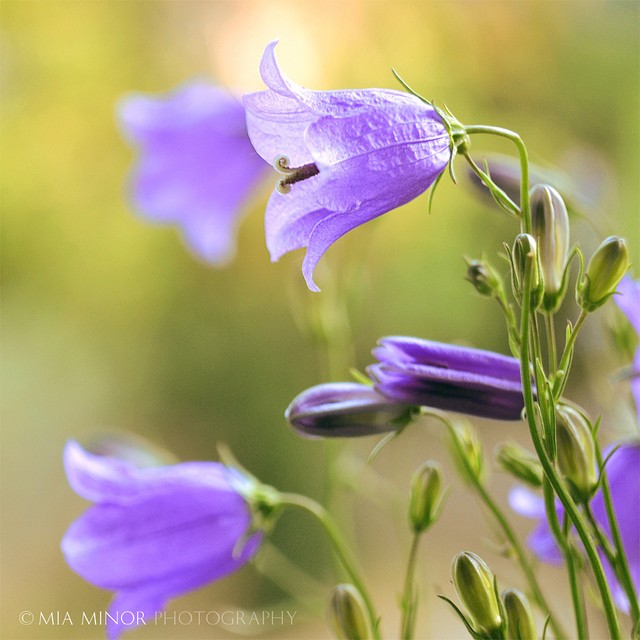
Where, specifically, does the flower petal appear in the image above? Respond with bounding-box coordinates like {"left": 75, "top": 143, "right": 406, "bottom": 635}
{"left": 615, "top": 276, "right": 640, "bottom": 335}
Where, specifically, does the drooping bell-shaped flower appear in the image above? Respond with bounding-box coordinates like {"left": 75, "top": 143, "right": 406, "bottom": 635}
{"left": 119, "top": 82, "right": 268, "bottom": 264}
{"left": 509, "top": 442, "right": 640, "bottom": 613}
{"left": 61, "top": 441, "right": 262, "bottom": 639}
{"left": 369, "top": 336, "right": 527, "bottom": 420}
{"left": 243, "top": 41, "right": 452, "bottom": 291}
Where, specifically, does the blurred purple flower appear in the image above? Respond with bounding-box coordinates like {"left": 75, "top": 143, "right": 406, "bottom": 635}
{"left": 119, "top": 82, "right": 268, "bottom": 264}
{"left": 615, "top": 275, "right": 640, "bottom": 417}
{"left": 368, "top": 336, "right": 526, "bottom": 420}
{"left": 61, "top": 441, "right": 261, "bottom": 640}
{"left": 243, "top": 41, "right": 452, "bottom": 291}
{"left": 286, "top": 382, "right": 417, "bottom": 437}
{"left": 509, "top": 442, "right": 640, "bottom": 613}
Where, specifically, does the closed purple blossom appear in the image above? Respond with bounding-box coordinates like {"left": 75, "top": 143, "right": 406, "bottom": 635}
{"left": 61, "top": 441, "right": 262, "bottom": 640}
{"left": 368, "top": 336, "right": 526, "bottom": 420}
{"left": 118, "top": 82, "right": 268, "bottom": 264}
{"left": 286, "top": 382, "right": 417, "bottom": 437}
{"left": 615, "top": 275, "right": 640, "bottom": 418}
{"left": 243, "top": 42, "right": 452, "bottom": 291}
{"left": 509, "top": 442, "right": 640, "bottom": 613}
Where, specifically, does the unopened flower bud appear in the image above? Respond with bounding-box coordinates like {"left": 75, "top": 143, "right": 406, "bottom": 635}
{"left": 579, "top": 236, "right": 630, "bottom": 312}
{"left": 452, "top": 552, "right": 503, "bottom": 637}
{"left": 409, "top": 461, "right": 447, "bottom": 533}
{"left": 328, "top": 584, "right": 372, "bottom": 640}
{"left": 496, "top": 442, "right": 543, "bottom": 487}
{"left": 512, "top": 234, "right": 542, "bottom": 308}
{"left": 556, "top": 405, "right": 598, "bottom": 502}
{"left": 448, "top": 423, "right": 484, "bottom": 484}
{"left": 465, "top": 258, "right": 503, "bottom": 298}
{"left": 503, "top": 589, "right": 537, "bottom": 640}
{"left": 530, "top": 184, "right": 570, "bottom": 311}
{"left": 285, "top": 382, "right": 417, "bottom": 438}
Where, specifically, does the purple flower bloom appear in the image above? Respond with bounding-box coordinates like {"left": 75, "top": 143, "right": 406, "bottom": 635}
{"left": 509, "top": 442, "right": 640, "bottom": 613}
{"left": 119, "top": 82, "right": 268, "bottom": 264}
{"left": 615, "top": 275, "right": 640, "bottom": 418}
{"left": 286, "top": 382, "right": 417, "bottom": 437}
{"left": 243, "top": 42, "right": 452, "bottom": 291}
{"left": 61, "top": 441, "right": 261, "bottom": 640}
{"left": 368, "top": 336, "right": 526, "bottom": 420}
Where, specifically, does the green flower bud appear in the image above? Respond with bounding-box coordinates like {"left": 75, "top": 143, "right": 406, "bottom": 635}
{"left": 465, "top": 258, "right": 504, "bottom": 298}
{"left": 530, "top": 184, "right": 570, "bottom": 311}
{"left": 496, "top": 442, "right": 543, "bottom": 488}
{"left": 512, "top": 234, "right": 542, "bottom": 308}
{"left": 448, "top": 422, "right": 484, "bottom": 484}
{"left": 328, "top": 584, "right": 372, "bottom": 640}
{"left": 556, "top": 405, "right": 598, "bottom": 502}
{"left": 579, "top": 236, "right": 630, "bottom": 312}
{"left": 503, "top": 589, "right": 537, "bottom": 640}
{"left": 452, "top": 552, "right": 503, "bottom": 637}
{"left": 409, "top": 461, "right": 446, "bottom": 533}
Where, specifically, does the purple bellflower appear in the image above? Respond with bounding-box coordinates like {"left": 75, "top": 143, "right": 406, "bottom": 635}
{"left": 61, "top": 441, "right": 262, "bottom": 640}
{"left": 615, "top": 275, "right": 640, "bottom": 418}
{"left": 368, "top": 336, "right": 526, "bottom": 420}
{"left": 119, "top": 82, "right": 268, "bottom": 264}
{"left": 286, "top": 382, "right": 417, "bottom": 437}
{"left": 243, "top": 42, "right": 452, "bottom": 291}
{"left": 509, "top": 442, "right": 640, "bottom": 613}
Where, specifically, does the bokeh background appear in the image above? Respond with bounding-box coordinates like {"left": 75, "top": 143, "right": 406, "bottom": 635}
{"left": 2, "top": 1, "right": 639, "bottom": 639}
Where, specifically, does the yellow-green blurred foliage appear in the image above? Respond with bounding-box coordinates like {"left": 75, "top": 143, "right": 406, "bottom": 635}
{"left": 2, "top": 1, "right": 638, "bottom": 639}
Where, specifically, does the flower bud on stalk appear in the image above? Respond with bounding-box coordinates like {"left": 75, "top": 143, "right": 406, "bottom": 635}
{"left": 503, "top": 589, "right": 537, "bottom": 640}
{"left": 448, "top": 423, "right": 485, "bottom": 485}
{"left": 530, "top": 184, "right": 570, "bottom": 312}
{"left": 511, "top": 234, "right": 543, "bottom": 309}
{"left": 496, "top": 442, "right": 543, "bottom": 488}
{"left": 452, "top": 552, "right": 503, "bottom": 638}
{"left": 556, "top": 405, "right": 598, "bottom": 503}
{"left": 465, "top": 258, "right": 504, "bottom": 298}
{"left": 579, "top": 236, "right": 630, "bottom": 312}
{"left": 409, "top": 461, "right": 446, "bottom": 533}
{"left": 328, "top": 584, "right": 372, "bottom": 640}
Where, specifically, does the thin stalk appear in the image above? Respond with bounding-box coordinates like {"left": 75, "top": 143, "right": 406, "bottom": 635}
{"left": 562, "top": 511, "right": 589, "bottom": 640}
{"left": 279, "top": 493, "right": 381, "bottom": 639}
{"left": 400, "top": 532, "right": 422, "bottom": 640}
{"left": 518, "top": 253, "right": 621, "bottom": 639}
{"left": 544, "top": 312, "right": 558, "bottom": 376}
{"left": 463, "top": 125, "right": 531, "bottom": 233}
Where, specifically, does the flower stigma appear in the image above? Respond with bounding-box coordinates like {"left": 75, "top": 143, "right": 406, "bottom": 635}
{"left": 274, "top": 155, "right": 320, "bottom": 194}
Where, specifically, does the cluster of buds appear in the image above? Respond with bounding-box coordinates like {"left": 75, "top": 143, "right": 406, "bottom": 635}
{"left": 450, "top": 552, "right": 537, "bottom": 640}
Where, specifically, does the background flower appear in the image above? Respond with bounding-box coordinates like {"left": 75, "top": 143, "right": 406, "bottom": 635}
{"left": 61, "top": 442, "right": 262, "bottom": 639}
{"left": 615, "top": 275, "right": 640, "bottom": 417}
{"left": 119, "top": 82, "right": 268, "bottom": 264}
{"left": 244, "top": 42, "right": 451, "bottom": 291}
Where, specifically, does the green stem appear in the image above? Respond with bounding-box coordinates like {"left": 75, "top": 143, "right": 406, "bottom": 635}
{"left": 464, "top": 125, "right": 531, "bottom": 233}
{"left": 279, "top": 493, "right": 381, "bottom": 639}
{"left": 544, "top": 312, "right": 558, "bottom": 376}
{"left": 562, "top": 510, "right": 589, "bottom": 640}
{"left": 400, "top": 532, "right": 422, "bottom": 640}
{"left": 518, "top": 252, "right": 621, "bottom": 639}
{"left": 424, "top": 409, "right": 565, "bottom": 638}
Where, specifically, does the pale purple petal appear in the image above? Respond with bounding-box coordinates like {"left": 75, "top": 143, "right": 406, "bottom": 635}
{"left": 119, "top": 82, "right": 268, "bottom": 264}
{"left": 508, "top": 485, "right": 546, "bottom": 519}
{"left": 62, "top": 442, "right": 262, "bottom": 639}
{"left": 244, "top": 42, "right": 451, "bottom": 291}
{"left": 615, "top": 276, "right": 640, "bottom": 335}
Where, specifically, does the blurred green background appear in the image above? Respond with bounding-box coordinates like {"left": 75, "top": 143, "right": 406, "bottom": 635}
{"left": 2, "top": 1, "right": 638, "bottom": 638}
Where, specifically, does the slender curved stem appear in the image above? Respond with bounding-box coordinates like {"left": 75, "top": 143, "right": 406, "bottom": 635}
{"left": 562, "top": 511, "right": 589, "bottom": 640}
{"left": 278, "top": 493, "right": 381, "bottom": 639}
{"left": 464, "top": 125, "right": 531, "bottom": 233}
{"left": 400, "top": 532, "right": 422, "bottom": 640}
{"left": 518, "top": 251, "right": 621, "bottom": 639}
